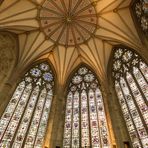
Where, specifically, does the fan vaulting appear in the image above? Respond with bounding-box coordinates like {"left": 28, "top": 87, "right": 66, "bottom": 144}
{"left": 0, "top": 0, "right": 144, "bottom": 84}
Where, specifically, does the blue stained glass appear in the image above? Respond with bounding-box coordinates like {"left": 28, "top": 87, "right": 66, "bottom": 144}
{"left": 43, "top": 72, "right": 53, "bottom": 82}
{"left": 112, "top": 47, "right": 148, "bottom": 148}
{"left": 0, "top": 62, "right": 54, "bottom": 148}
{"left": 63, "top": 66, "right": 111, "bottom": 148}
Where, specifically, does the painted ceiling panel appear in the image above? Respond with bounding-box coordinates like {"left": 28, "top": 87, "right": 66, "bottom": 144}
{"left": 35, "top": 40, "right": 54, "bottom": 56}
{"left": 0, "top": 1, "right": 36, "bottom": 19}
{"left": 100, "top": 12, "right": 138, "bottom": 41}
{"left": 80, "top": 39, "right": 105, "bottom": 74}
{"left": 63, "top": 51, "right": 80, "bottom": 84}
{"left": 0, "top": 0, "right": 38, "bottom": 33}
{"left": 93, "top": 38, "right": 107, "bottom": 71}
{"left": 64, "top": 47, "right": 78, "bottom": 76}
{"left": 2, "top": 29, "right": 24, "bottom": 34}
{"left": 78, "top": 44, "right": 104, "bottom": 77}
{"left": 118, "top": 0, "right": 131, "bottom": 8}
{"left": 0, "top": 20, "right": 38, "bottom": 32}
{"left": 17, "top": 31, "right": 54, "bottom": 68}
{"left": 104, "top": 42, "right": 113, "bottom": 70}
{"left": 35, "top": 53, "right": 49, "bottom": 61}
{"left": 118, "top": 8, "right": 140, "bottom": 38}
{"left": 0, "top": 0, "right": 18, "bottom": 12}
{"left": 95, "top": 27, "right": 141, "bottom": 50}
{"left": 96, "top": 0, "right": 116, "bottom": 13}
{"left": 49, "top": 46, "right": 80, "bottom": 84}
{"left": 98, "top": 16, "right": 131, "bottom": 40}
{"left": 19, "top": 31, "right": 40, "bottom": 62}
{"left": 87, "top": 38, "right": 102, "bottom": 66}
{"left": 0, "top": 0, "right": 145, "bottom": 84}
{"left": 0, "top": 9, "right": 37, "bottom": 24}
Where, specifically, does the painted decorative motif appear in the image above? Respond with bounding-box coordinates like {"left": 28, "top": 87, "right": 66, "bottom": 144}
{"left": 39, "top": 0, "right": 97, "bottom": 46}
{"left": 0, "top": 62, "right": 54, "bottom": 148}
{"left": 63, "top": 66, "right": 110, "bottom": 148}
{"left": 112, "top": 47, "right": 148, "bottom": 148}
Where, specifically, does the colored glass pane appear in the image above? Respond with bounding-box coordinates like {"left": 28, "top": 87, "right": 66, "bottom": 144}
{"left": 0, "top": 62, "right": 54, "bottom": 148}
{"left": 63, "top": 66, "right": 110, "bottom": 148}
{"left": 112, "top": 47, "right": 148, "bottom": 148}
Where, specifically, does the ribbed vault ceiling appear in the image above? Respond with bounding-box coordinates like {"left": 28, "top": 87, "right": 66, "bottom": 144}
{"left": 0, "top": 0, "right": 144, "bottom": 84}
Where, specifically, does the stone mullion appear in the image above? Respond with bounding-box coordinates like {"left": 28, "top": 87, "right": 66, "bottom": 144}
{"left": 131, "top": 69, "right": 148, "bottom": 106}
{"left": 42, "top": 92, "right": 54, "bottom": 148}
{"left": 0, "top": 82, "right": 26, "bottom": 142}
{"left": 70, "top": 92, "right": 73, "bottom": 148}
{"left": 21, "top": 87, "right": 42, "bottom": 147}
{"left": 124, "top": 77, "right": 148, "bottom": 134}
{"left": 51, "top": 86, "right": 64, "bottom": 148}
{"left": 44, "top": 90, "right": 57, "bottom": 148}
{"left": 86, "top": 88, "right": 92, "bottom": 148}
{"left": 101, "top": 88, "right": 113, "bottom": 148}
{"left": 119, "top": 81, "right": 143, "bottom": 147}
{"left": 94, "top": 89, "right": 102, "bottom": 148}
{"left": 112, "top": 83, "right": 132, "bottom": 148}
{"left": 10, "top": 85, "right": 34, "bottom": 146}
{"left": 78, "top": 89, "right": 81, "bottom": 148}
{"left": 33, "top": 90, "right": 48, "bottom": 148}
{"left": 23, "top": 88, "right": 47, "bottom": 147}
{"left": 138, "top": 66, "right": 148, "bottom": 83}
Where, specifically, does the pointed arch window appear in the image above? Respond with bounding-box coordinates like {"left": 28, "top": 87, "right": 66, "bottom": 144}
{"left": 132, "top": 0, "right": 148, "bottom": 35}
{"left": 112, "top": 47, "right": 148, "bottom": 148}
{"left": 0, "top": 62, "right": 54, "bottom": 148}
{"left": 63, "top": 66, "right": 111, "bottom": 148}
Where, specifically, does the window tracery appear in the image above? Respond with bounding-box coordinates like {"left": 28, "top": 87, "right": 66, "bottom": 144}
{"left": 0, "top": 62, "right": 54, "bottom": 148}
{"left": 63, "top": 66, "right": 110, "bottom": 148}
{"left": 133, "top": 0, "right": 148, "bottom": 35}
{"left": 112, "top": 47, "right": 148, "bottom": 148}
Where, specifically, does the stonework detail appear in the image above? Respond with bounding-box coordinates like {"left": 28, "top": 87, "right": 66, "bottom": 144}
{"left": 112, "top": 47, "right": 148, "bottom": 148}
{"left": 134, "top": 0, "right": 148, "bottom": 35}
{"left": 0, "top": 33, "right": 16, "bottom": 85}
{"left": 39, "top": 0, "right": 97, "bottom": 46}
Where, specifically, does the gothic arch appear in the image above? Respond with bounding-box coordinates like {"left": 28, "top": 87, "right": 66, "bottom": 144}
{"left": 108, "top": 45, "right": 148, "bottom": 148}
{"left": 0, "top": 60, "right": 56, "bottom": 148}
{"left": 62, "top": 63, "right": 114, "bottom": 148}
{"left": 130, "top": 0, "right": 148, "bottom": 37}
{"left": 64, "top": 63, "right": 103, "bottom": 91}
{"left": 19, "top": 59, "right": 57, "bottom": 85}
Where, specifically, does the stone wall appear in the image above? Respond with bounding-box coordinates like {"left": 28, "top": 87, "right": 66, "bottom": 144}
{"left": 0, "top": 31, "right": 18, "bottom": 116}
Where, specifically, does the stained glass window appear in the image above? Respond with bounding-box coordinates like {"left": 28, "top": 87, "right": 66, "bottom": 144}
{"left": 112, "top": 47, "right": 148, "bottom": 148}
{"left": 132, "top": 0, "right": 148, "bottom": 35}
{"left": 0, "top": 62, "right": 54, "bottom": 148}
{"left": 63, "top": 66, "right": 110, "bottom": 148}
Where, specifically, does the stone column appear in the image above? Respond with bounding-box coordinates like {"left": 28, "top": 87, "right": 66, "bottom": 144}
{"left": 0, "top": 70, "right": 20, "bottom": 117}
{"left": 44, "top": 84, "right": 66, "bottom": 148}
{"left": 104, "top": 79, "right": 132, "bottom": 148}
{"left": 100, "top": 84, "right": 117, "bottom": 147}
